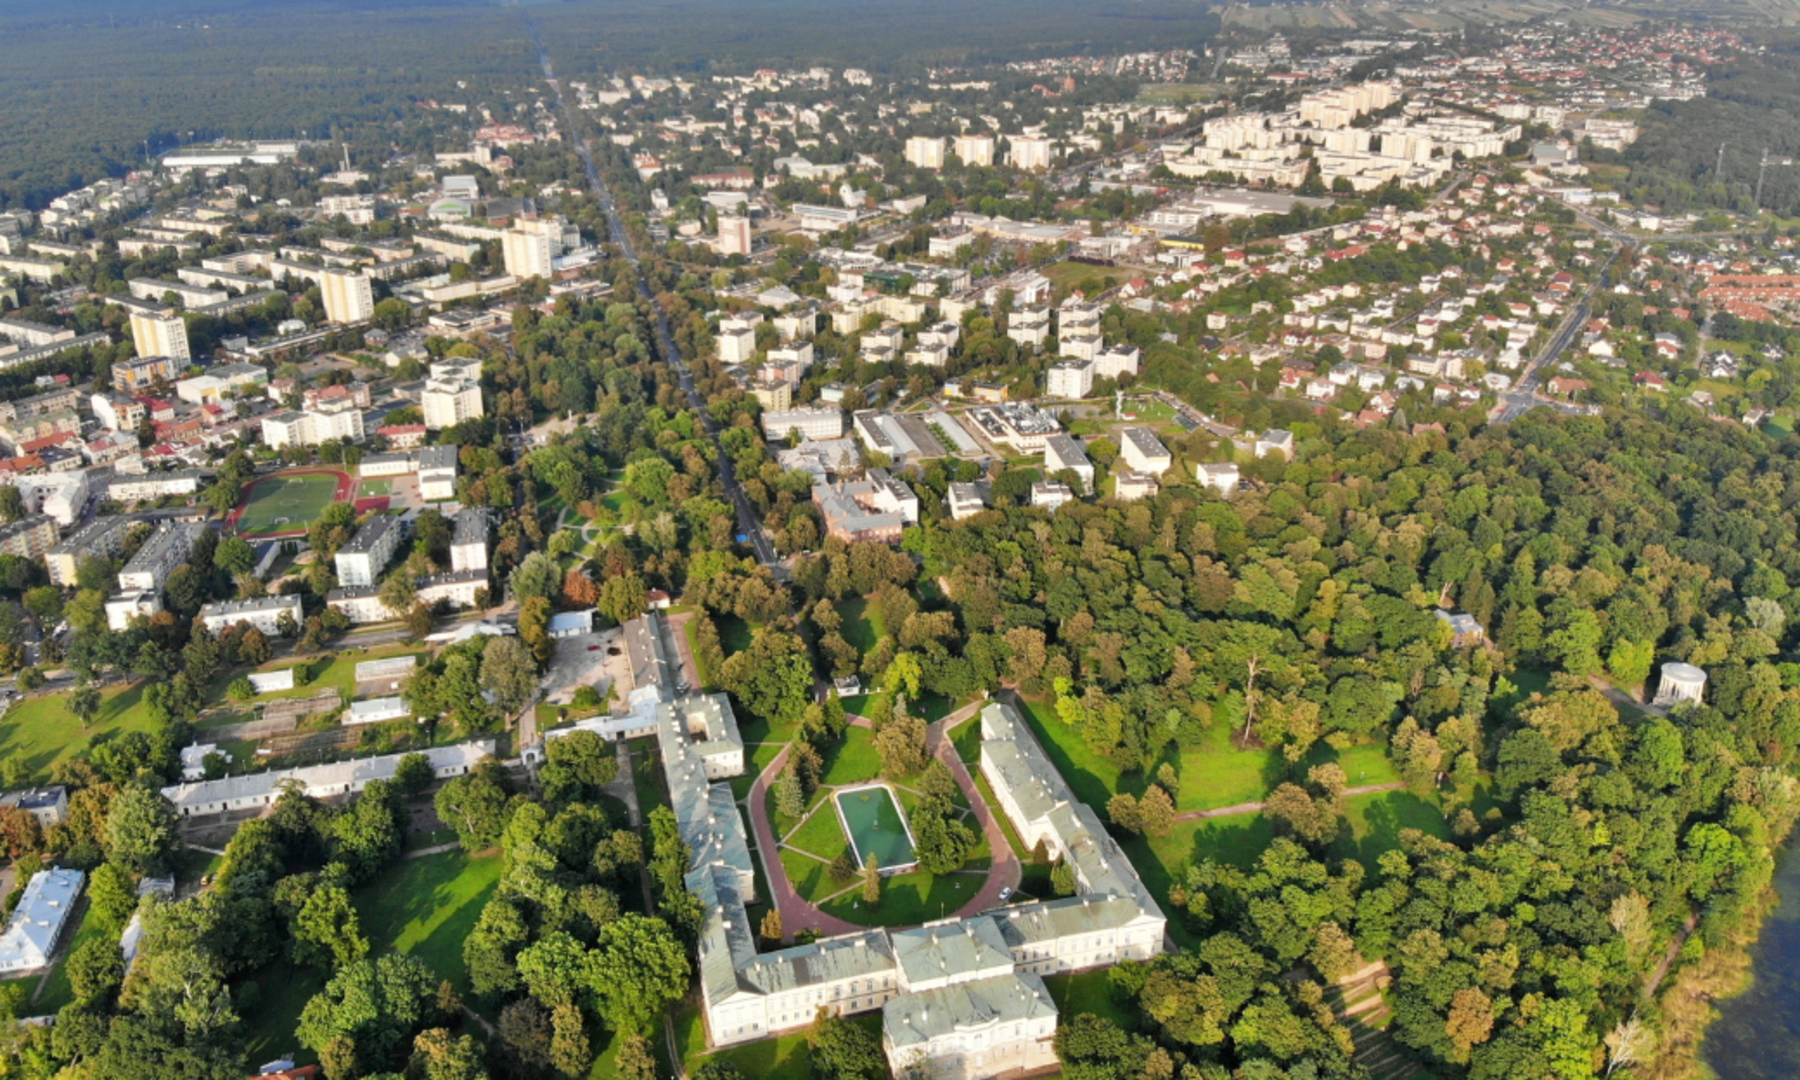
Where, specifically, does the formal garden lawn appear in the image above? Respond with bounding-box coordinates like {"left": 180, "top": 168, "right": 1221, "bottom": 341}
{"left": 819, "top": 867, "right": 979, "bottom": 927}
{"left": 240, "top": 849, "right": 502, "bottom": 1064}
{"left": 236, "top": 471, "right": 345, "bottom": 536}
{"left": 0, "top": 685, "right": 159, "bottom": 782}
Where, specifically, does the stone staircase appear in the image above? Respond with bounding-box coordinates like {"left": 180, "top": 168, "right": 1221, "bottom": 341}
{"left": 1325, "top": 961, "right": 1424, "bottom": 1080}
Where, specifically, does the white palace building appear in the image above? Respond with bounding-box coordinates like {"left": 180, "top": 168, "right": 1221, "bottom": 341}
{"left": 545, "top": 613, "right": 1165, "bottom": 1080}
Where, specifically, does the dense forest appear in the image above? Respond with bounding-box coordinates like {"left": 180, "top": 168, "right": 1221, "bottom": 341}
{"left": 0, "top": 3, "right": 535, "bottom": 210}
{"left": 0, "top": 0, "right": 1218, "bottom": 210}
{"left": 1618, "top": 36, "right": 1800, "bottom": 217}
{"left": 624, "top": 402, "right": 1800, "bottom": 1080}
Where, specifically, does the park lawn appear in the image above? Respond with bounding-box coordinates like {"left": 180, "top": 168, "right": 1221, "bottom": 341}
{"left": 1167, "top": 724, "right": 1284, "bottom": 812}
{"left": 36, "top": 904, "right": 111, "bottom": 1014}
{"left": 356, "top": 849, "right": 503, "bottom": 1001}
{"left": 835, "top": 596, "right": 886, "bottom": 656}
{"left": 779, "top": 845, "right": 833, "bottom": 902}
{"left": 238, "top": 471, "right": 343, "bottom": 536}
{"left": 786, "top": 803, "right": 851, "bottom": 863}
{"left": 1120, "top": 815, "right": 1277, "bottom": 950}
{"left": 820, "top": 868, "right": 977, "bottom": 927}
{"left": 243, "top": 849, "right": 502, "bottom": 1063}
{"left": 818, "top": 728, "right": 884, "bottom": 788}
{"left": 1330, "top": 789, "right": 1452, "bottom": 872}
{"left": 950, "top": 717, "right": 983, "bottom": 764}
{"left": 1317, "top": 740, "right": 1402, "bottom": 789}
{"left": 0, "top": 684, "right": 160, "bottom": 782}
{"left": 1044, "top": 969, "right": 1137, "bottom": 1030}
{"left": 1016, "top": 697, "right": 1130, "bottom": 809}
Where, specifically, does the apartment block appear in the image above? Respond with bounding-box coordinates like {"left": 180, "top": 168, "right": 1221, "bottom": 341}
{"left": 419, "top": 444, "right": 459, "bottom": 501}
{"left": 334, "top": 515, "right": 402, "bottom": 587}
{"left": 319, "top": 269, "right": 375, "bottom": 324}
{"left": 198, "top": 594, "right": 304, "bottom": 636}
{"left": 129, "top": 310, "right": 191, "bottom": 361}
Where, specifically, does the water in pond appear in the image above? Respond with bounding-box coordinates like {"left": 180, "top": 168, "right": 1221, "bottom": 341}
{"left": 1705, "top": 845, "right": 1800, "bottom": 1079}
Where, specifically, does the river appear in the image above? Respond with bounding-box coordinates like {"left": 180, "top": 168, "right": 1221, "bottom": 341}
{"left": 1704, "top": 845, "right": 1800, "bottom": 1079}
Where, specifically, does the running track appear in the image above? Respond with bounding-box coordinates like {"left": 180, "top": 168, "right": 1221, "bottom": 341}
{"left": 225, "top": 467, "right": 356, "bottom": 537}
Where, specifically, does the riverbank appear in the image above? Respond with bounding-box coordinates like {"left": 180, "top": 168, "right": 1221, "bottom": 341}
{"left": 1642, "top": 845, "right": 1799, "bottom": 1080}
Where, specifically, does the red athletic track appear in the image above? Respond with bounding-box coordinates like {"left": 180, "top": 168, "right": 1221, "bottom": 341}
{"left": 225, "top": 466, "right": 356, "bottom": 538}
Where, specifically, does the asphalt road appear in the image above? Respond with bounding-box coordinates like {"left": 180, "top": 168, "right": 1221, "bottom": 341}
{"left": 528, "top": 21, "right": 778, "bottom": 569}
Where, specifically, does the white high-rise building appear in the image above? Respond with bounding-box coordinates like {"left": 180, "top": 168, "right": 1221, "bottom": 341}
{"left": 718, "top": 215, "right": 752, "bottom": 257}
{"left": 904, "top": 137, "right": 946, "bottom": 170}
{"left": 1046, "top": 359, "right": 1094, "bottom": 399}
{"left": 129, "top": 310, "right": 189, "bottom": 362}
{"left": 319, "top": 270, "right": 374, "bottom": 324}
{"left": 502, "top": 229, "right": 555, "bottom": 279}
{"left": 953, "top": 134, "right": 996, "bottom": 167}
{"left": 422, "top": 378, "right": 483, "bottom": 430}
{"left": 717, "top": 316, "right": 757, "bottom": 365}
{"left": 1007, "top": 137, "right": 1053, "bottom": 171}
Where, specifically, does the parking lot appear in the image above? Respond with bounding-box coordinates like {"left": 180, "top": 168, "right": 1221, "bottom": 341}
{"left": 539, "top": 627, "right": 627, "bottom": 707}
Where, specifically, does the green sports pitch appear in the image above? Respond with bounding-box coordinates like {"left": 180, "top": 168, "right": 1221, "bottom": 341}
{"left": 834, "top": 784, "right": 918, "bottom": 871}
{"left": 235, "top": 472, "right": 344, "bottom": 536}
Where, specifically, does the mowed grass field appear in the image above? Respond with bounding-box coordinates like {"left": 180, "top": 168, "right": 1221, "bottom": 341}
{"left": 237, "top": 472, "right": 344, "bottom": 536}
{"left": 0, "top": 684, "right": 161, "bottom": 782}
{"left": 241, "top": 848, "right": 502, "bottom": 1064}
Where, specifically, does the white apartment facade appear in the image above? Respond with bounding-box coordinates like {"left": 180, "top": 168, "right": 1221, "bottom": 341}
{"left": 129, "top": 310, "right": 190, "bottom": 361}
{"left": 320, "top": 269, "right": 375, "bottom": 324}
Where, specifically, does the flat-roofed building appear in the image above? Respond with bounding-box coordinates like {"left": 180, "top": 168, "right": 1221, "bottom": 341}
{"left": 716, "top": 315, "right": 758, "bottom": 365}
{"left": 1196, "top": 461, "right": 1240, "bottom": 497}
{"left": 47, "top": 516, "right": 136, "bottom": 586}
{"left": 1119, "top": 428, "right": 1172, "bottom": 475}
{"left": 419, "top": 444, "right": 459, "bottom": 501}
{"left": 0, "top": 515, "right": 57, "bottom": 561}
{"left": 198, "top": 594, "right": 303, "bottom": 636}
{"left": 0, "top": 787, "right": 67, "bottom": 829}
{"left": 129, "top": 310, "right": 190, "bottom": 362}
{"left": 326, "top": 585, "right": 388, "bottom": 625}
{"left": 117, "top": 522, "right": 193, "bottom": 592}
{"left": 1042, "top": 433, "right": 1094, "bottom": 492}
{"left": 1045, "top": 359, "right": 1094, "bottom": 400}
{"left": 320, "top": 269, "right": 375, "bottom": 324}
{"left": 450, "top": 507, "right": 489, "bottom": 573}
{"left": 760, "top": 406, "right": 844, "bottom": 442}
{"left": 112, "top": 355, "right": 179, "bottom": 391}
{"left": 904, "top": 137, "right": 946, "bottom": 170}
{"left": 422, "top": 377, "right": 482, "bottom": 430}
{"left": 418, "top": 569, "right": 486, "bottom": 609}
{"left": 334, "top": 515, "right": 401, "bottom": 587}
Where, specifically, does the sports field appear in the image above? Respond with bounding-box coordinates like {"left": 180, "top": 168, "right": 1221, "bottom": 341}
{"left": 834, "top": 784, "right": 917, "bottom": 870}
{"left": 234, "top": 471, "right": 349, "bottom": 536}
